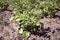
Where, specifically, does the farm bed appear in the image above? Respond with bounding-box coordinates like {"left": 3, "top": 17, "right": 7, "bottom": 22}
{"left": 0, "top": 6, "right": 60, "bottom": 40}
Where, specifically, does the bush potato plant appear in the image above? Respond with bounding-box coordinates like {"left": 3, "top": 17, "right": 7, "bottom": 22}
{"left": 10, "top": 0, "right": 60, "bottom": 37}
{"left": 0, "top": 0, "right": 60, "bottom": 37}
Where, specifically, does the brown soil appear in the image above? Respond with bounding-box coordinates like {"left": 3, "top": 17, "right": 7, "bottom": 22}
{"left": 28, "top": 11, "right": 60, "bottom": 40}
{"left": 0, "top": 7, "right": 23, "bottom": 40}
{"left": 28, "top": 0, "right": 60, "bottom": 40}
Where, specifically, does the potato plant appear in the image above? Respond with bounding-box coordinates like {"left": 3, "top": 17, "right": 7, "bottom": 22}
{"left": 10, "top": 0, "right": 60, "bottom": 37}
{"left": 0, "top": 0, "right": 60, "bottom": 38}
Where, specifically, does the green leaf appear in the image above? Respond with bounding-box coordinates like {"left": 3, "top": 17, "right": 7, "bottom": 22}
{"left": 23, "top": 31, "right": 30, "bottom": 37}
{"left": 19, "top": 28, "right": 23, "bottom": 34}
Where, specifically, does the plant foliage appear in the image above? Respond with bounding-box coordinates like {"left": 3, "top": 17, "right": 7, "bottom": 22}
{"left": 10, "top": 0, "right": 60, "bottom": 37}
{"left": 0, "top": 0, "right": 60, "bottom": 38}
{"left": 0, "top": 0, "right": 8, "bottom": 9}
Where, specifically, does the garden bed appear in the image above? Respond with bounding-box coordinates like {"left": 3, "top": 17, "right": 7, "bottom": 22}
{"left": 0, "top": 0, "right": 60, "bottom": 40}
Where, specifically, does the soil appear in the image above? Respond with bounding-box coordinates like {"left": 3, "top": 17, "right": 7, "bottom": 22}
{"left": 28, "top": 11, "right": 60, "bottom": 40}
{"left": 0, "top": 6, "right": 24, "bottom": 40}
{"left": 0, "top": 1, "right": 60, "bottom": 40}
